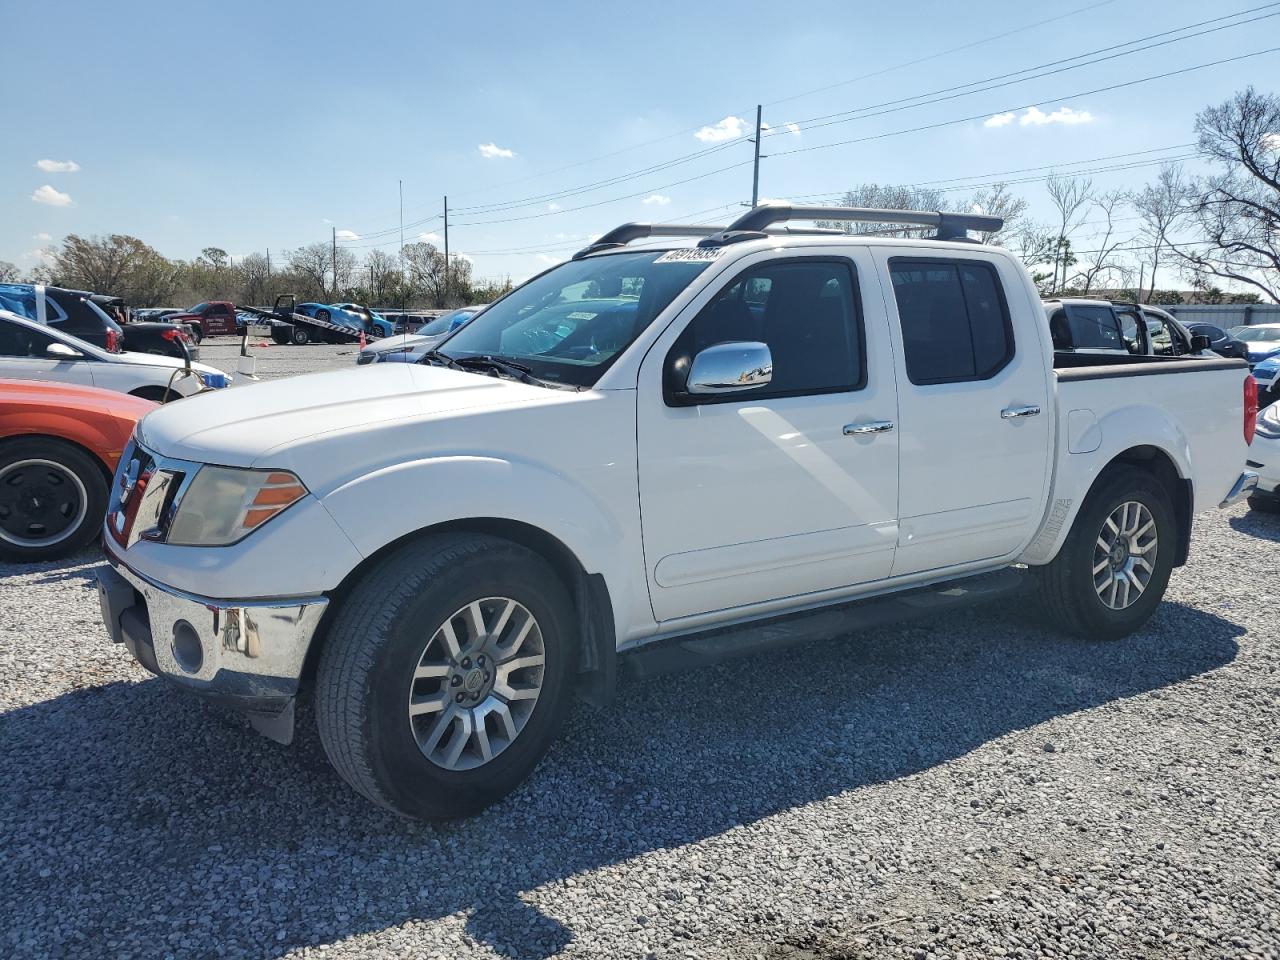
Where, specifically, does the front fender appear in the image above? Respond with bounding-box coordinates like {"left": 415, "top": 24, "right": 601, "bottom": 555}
{"left": 320, "top": 453, "right": 639, "bottom": 628}
{"left": 1020, "top": 402, "right": 1193, "bottom": 566}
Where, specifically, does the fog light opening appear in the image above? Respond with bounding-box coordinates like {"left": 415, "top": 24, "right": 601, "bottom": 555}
{"left": 172, "top": 620, "right": 204, "bottom": 674}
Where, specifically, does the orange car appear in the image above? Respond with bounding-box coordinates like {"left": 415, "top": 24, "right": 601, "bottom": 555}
{"left": 0, "top": 378, "right": 155, "bottom": 562}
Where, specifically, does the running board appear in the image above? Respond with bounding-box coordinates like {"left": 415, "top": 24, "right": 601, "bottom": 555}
{"left": 623, "top": 568, "right": 1027, "bottom": 680}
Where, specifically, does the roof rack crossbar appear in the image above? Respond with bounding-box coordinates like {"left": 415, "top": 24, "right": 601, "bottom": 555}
{"left": 572, "top": 222, "right": 849, "bottom": 259}
{"left": 721, "top": 204, "right": 1003, "bottom": 242}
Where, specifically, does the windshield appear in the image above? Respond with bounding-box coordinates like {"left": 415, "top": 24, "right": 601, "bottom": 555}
{"left": 82, "top": 297, "right": 124, "bottom": 333}
{"left": 438, "top": 250, "right": 715, "bottom": 386}
{"left": 1232, "top": 326, "right": 1280, "bottom": 342}
{"left": 420, "top": 308, "right": 474, "bottom": 336}
{"left": 188, "top": 302, "right": 209, "bottom": 313}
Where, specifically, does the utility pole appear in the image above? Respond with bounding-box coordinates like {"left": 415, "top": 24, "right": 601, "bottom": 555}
{"left": 331, "top": 227, "right": 337, "bottom": 300}
{"left": 399, "top": 179, "right": 404, "bottom": 257}
{"left": 751, "top": 104, "right": 763, "bottom": 208}
{"left": 442, "top": 195, "right": 450, "bottom": 307}
{"left": 266, "top": 248, "right": 271, "bottom": 277}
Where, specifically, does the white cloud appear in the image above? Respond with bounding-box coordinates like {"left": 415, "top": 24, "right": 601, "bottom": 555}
{"left": 1262, "top": 132, "right": 1280, "bottom": 151}
{"left": 641, "top": 193, "right": 671, "bottom": 206}
{"left": 33, "top": 232, "right": 51, "bottom": 241}
{"left": 984, "top": 107, "right": 1094, "bottom": 129}
{"left": 535, "top": 253, "right": 562, "bottom": 265}
{"left": 478, "top": 142, "right": 515, "bottom": 159}
{"left": 785, "top": 122, "right": 801, "bottom": 137}
{"left": 417, "top": 231, "right": 442, "bottom": 244}
{"left": 322, "top": 217, "right": 333, "bottom": 224}
{"left": 35, "top": 159, "right": 79, "bottom": 173}
{"left": 694, "top": 116, "right": 746, "bottom": 143}
{"left": 335, "top": 229, "right": 359, "bottom": 241}
{"left": 547, "top": 202, "right": 561, "bottom": 211}
{"left": 31, "top": 184, "right": 72, "bottom": 207}
{"left": 1021, "top": 106, "right": 1093, "bottom": 126}
{"left": 20, "top": 248, "right": 51, "bottom": 262}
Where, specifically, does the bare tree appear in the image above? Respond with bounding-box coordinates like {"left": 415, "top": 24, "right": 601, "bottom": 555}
{"left": 365, "top": 249, "right": 402, "bottom": 306}
{"left": 286, "top": 242, "right": 337, "bottom": 300}
{"left": 965, "top": 182, "right": 1029, "bottom": 245}
{"left": 1045, "top": 175, "right": 1093, "bottom": 295}
{"left": 1130, "top": 165, "right": 1186, "bottom": 303}
{"left": 235, "top": 253, "right": 272, "bottom": 306}
{"left": 0, "top": 260, "right": 19, "bottom": 283}
{"left": 817, "top": 183, "right": 963, "bottom": 236}
{"left": 1071, "top": 190, "right": 1130, "bottom": 295}
{"left": 1167, "top": 87, "right": 1280, "bottom": 302}
{"left": 47, "top": 234, "right": 180, "bottom": 305}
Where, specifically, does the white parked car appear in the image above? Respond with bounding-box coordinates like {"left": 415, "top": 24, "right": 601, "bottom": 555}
{"left": 0, "top": 309, "right": 230, "bottom": 401}
{"left": 1247, "top": 400, "right": 1280, "bottom": 512}
{"left": 95, "top": 205, "right": 1258, "bottom": 821}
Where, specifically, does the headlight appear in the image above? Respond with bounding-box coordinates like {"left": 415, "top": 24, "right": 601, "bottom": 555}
{"left": 167, "top": 467, "right": 307, "bottom": 545}
{"left": 1256, "top": 403, "right": 1280, "bottom": 439}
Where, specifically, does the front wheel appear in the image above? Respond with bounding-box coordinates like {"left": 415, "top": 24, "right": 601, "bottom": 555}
{"left": 0, "top": 438, "right": 108, "bottom": 562}
{"left": 1032, "top": 465, "right": 1176, "bottom": 640}
{"left": 315, "top": 534, "right": 576, "bottom": 820}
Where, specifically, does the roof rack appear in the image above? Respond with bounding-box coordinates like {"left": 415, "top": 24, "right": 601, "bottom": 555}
{"left": 699, "top": 204, "right": 1004, "bottom": 246}
{"left": 571, "top": 222, "right": 846, "bottom": 259}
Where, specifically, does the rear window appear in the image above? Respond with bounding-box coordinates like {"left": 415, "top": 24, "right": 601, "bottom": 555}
{"left": 889, "top": 259, "right": 1013, "bottom": 385}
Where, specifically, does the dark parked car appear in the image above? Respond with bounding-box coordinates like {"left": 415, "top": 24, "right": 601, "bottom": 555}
{"left": 1184, "top": 321, "right": 1248, "bottom": 361}
{"left": 0, "top": 285, "right": 198, "bottom": 361}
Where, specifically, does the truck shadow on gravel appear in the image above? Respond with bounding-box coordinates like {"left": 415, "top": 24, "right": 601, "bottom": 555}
{"left": 0, "top": 600, "right": 1241, "bottom": 959}
{"left": 1228, "top": 509, "right": 1280, "bottom": 541}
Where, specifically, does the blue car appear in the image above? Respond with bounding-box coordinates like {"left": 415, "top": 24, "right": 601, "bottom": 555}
{"left": 295, "top": 302, "right": 396, "bottom": 338}
{"left": 1229, "top": 323, "right": 1280, "bottom": 368}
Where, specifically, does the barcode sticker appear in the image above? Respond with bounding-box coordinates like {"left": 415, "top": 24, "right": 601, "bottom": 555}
{"left": 655, "top": 248, "right": 725, "bottom": 263}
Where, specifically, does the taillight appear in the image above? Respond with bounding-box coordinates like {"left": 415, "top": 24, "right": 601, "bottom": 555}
{"left": 105, "top": 329, "right": 119, "bottom": 352}
{"left": 1245, "top": 374, "right": 1258, "bottom": 445}
{"left": 162, "top": 329, "right": 179, "bottom": 341}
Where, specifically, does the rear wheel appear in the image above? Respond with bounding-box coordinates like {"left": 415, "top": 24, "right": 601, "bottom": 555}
{"left": 0, "top": 438, "right": 108, "bottom": 562}
{"left": 1033, "top": 466, "right": 1176, "bottom": 640}
{"left": 316, "top": 309, "right": 331, "bottom": 322}
{"left": 291, "top": 327, "right": 311, "bottom": 345}
{"left": 189, "top": 326, "right": 203, "bottom": 343}
{"left": 129, "top": 385, "right": 175, "bottom": 403}
{"left": 315, "top": 534, "right": 576, "bottom": 820}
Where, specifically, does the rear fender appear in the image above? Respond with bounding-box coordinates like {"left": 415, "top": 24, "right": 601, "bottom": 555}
{"left": 1020, "top": 403, "right": 1192, "bottom": 566}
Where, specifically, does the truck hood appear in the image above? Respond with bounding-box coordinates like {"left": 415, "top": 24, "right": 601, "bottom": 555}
{"left": 136, "top": 363, "right": 559, "bottom": 467}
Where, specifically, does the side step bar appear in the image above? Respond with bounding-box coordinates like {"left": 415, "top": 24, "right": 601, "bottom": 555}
{"left": 622, "top": 568, "right": 1027, "bottom": 680}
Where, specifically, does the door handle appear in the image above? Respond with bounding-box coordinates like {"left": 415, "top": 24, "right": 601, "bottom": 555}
{"left": 1001, "top": 404, "right": 1041, "bottom": 420}
{"left": 843, "top": 420, "right": 895, "bottom": 436}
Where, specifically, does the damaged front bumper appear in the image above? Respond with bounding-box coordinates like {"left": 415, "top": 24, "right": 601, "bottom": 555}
{"left": 96, "top": 543, "right": 328, "bottom": 743}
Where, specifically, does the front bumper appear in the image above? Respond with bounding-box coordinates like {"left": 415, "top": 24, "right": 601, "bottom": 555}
{"left": 96, "top": 545, "right": 328, "bottom": 743}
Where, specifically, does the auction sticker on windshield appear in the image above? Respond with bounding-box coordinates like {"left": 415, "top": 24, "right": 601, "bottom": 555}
{"left": 654, "top": 248, "right": 726, "bottom": 263}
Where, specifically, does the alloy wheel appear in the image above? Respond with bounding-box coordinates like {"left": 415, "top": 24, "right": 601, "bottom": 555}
{"left": 1092, "top": 500, "right": 1158, "bottom": 610}
{"left": 407, "top": 597, "right": 546, "bottom": 771}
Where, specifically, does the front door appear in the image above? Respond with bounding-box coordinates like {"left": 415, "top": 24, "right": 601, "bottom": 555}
{"left": 637, "top": 249, "right": 900, "bottom": 623}
{"left": 0, "top": 318, "right": 95, "bottom": 388}
{"left": 876, "top": 251, "right": 1052, "bottom": 577}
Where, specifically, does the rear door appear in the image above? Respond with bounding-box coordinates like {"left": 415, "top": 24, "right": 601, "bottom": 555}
{"left": 876, "top": 251, "right": 1052, "bottom": 577}
{"left": 637, "top": 248, "right": 900, "bottom": 622}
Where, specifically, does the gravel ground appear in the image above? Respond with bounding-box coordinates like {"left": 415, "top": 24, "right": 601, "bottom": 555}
{"left": 2, "top": 340, "right": 1278, "bottom": 959}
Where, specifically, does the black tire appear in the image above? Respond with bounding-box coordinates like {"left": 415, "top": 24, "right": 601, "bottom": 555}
{"left": 1247, "top": 494, "right": 1280, "bottom": 513}
{"left": 189, "top": 326, "right": 203, "bottom": 343}
{"left": 291, "top": 327, "right": 311, "bottom": 345}
{"left": 1032, "top": 465, "right": 1176, "bottom": 640}
{"left": 0, "top": 437, "right": 109, "bottom": 562}
{"left": 315, "top": 533, "right": 577, "bottom": 820}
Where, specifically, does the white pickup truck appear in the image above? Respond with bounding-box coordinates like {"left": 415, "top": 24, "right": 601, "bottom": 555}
{"left": 96, "top": 204, "right": 1259, "bottom": 820}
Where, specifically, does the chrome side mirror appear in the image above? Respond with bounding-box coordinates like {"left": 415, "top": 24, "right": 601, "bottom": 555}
{"left": 687, "top": 341, "right": 773, "bottom": 396}
{"left": 46, "top": 342, "right": 82, "bottom": 359}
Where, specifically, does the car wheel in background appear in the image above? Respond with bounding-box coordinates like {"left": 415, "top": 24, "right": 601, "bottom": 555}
{"left": 0, "top": 438, "right": 108, "bottom": 562}
{"left": 317, "top": 309, "right": 331, "bottom": 321}
{"left": 315, "top": 533, "right": 576, "bottom": 820}
{"left": 1247, "top": 494, "right": 1280, "bottom": 513}
{"left": 1032, "top": 465, "right": 1176, "bottom": 640}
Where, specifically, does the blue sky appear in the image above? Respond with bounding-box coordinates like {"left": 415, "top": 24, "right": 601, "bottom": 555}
{"left": 5, "top": 0, "right": 1278, "bottom": 284}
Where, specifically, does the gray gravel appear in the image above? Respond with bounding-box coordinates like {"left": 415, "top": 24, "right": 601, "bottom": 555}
{"left": 2, "top": 339, "right": 1279, "bottom": 958}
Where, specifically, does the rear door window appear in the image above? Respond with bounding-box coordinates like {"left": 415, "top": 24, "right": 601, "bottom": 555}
{"left": 889, "top": 259, "right": 1013, "bottom": 384}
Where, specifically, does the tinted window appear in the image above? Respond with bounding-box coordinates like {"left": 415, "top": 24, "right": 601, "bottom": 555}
{"left": 0, "top": 319, "right": 56, "bottom": 358}
{"left": 890, "top": 259, "right": 1013, "bottom": 384}
{"left": 1193, "top": 324, "right": 1225, "bottom": 339}
{"left": 670, "top": 258, "right": 863, "bottom": 400}
{"left": 1063, "top": 304, "right": 1125, "bottom": 350}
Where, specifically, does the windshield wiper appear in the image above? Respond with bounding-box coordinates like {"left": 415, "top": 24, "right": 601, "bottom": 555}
{"left": 452, "top": 354, "right": 558, "bottom": 388}
{"left": 420, "top": 349, "right": 465, "bottom": 370}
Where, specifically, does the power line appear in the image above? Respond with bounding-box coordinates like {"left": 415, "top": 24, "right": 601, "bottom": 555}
{"left": 768, "top": 47, "right": 1280, "bottom": 161}
{"left": 770, "top": 3, "right": 1280, "bottom": 137}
